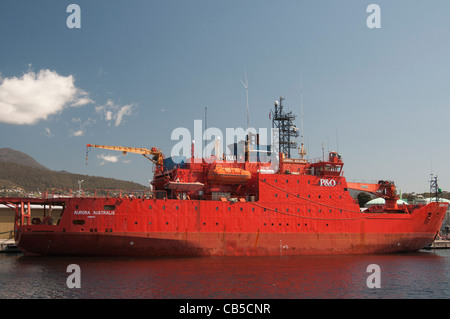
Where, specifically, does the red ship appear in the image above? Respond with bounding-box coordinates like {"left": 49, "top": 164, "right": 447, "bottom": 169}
{"left": 2, "top": 98, "right": 447, "bottom": 256}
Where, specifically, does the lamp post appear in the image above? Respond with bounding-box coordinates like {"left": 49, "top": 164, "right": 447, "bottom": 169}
{"left": 78, "top": 180, "right": 84, "bottom": 197}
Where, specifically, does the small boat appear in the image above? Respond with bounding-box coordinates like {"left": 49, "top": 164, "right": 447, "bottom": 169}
{"left": 165, "top": 181, "right": 204, "bottom": 192}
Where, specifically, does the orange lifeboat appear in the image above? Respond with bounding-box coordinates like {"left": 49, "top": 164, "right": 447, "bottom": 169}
{"left": 207, "top": 166, "right": 251, "bottom": 184}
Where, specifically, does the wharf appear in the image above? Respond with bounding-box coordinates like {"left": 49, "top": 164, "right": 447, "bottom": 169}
{"left": 0, "top": 239, "right": 20, "bottom": 253}
{"left": 423, "top": 239, "right": 450, "bottom": 250}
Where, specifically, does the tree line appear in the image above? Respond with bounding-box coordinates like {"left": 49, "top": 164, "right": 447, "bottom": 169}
{"left": 0, "top": 161, "right": 147, "bottom": 196}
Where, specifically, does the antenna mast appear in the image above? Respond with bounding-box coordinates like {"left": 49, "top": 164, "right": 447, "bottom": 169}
{"left": 204, "top": 106, "right": 207, "bottom": 156}
{"left": 430, "top": 174, "right": 442, "bottom": 203}
{"left": 240, "top": 68, "right": 249, "bottom": 130}
{"left": 272, "top": 97, "right": 298, "bottom": 158}
{"left": 298, "top": 79, "right": 307, "bottom": 159}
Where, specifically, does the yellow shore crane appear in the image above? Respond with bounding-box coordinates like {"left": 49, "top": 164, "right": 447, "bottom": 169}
{"left": 86, "top": 144, "right": 164, "bottom": 167}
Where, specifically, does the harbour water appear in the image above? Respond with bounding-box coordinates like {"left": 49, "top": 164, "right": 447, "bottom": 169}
{"left": 1, "top": 250, "right": 450, "bottom": 301}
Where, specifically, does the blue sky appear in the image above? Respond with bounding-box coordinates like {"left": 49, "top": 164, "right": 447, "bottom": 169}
{"left": 1, "top": 0, "right": 449, "bottom": 193}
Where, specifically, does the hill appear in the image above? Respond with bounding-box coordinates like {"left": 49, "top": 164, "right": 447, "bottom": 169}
{"left": 0, "top": 148, "right": 50, "bottom": 170}
{"left": 0, "top": 148, "right": 147, "bottom": 196}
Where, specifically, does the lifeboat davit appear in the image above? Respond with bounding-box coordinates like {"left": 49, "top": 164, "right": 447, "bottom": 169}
{"left": 207, "top": 166, "right": 251, "bottom": 184}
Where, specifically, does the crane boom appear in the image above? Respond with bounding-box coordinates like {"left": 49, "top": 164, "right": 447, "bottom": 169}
{"left": 346, "top": 180, "right": 398, "bottom": 200}
{"left": 347, "top": 180, "right": 400, "bottom": 210}
{"left": 86, "top": 144, "right": 163, "bottom": 166}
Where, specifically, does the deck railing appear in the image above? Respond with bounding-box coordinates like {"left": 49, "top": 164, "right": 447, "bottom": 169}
{"left": 42, "top": 188, "right": 153, "bottom": 199}
{"left": 41, "top": 189, "right": 258, "bottom": 202}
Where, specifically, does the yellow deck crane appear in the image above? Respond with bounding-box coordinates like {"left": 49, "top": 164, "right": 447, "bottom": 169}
{"left": 86, "top": 144, "right": 164, "bottom": 167}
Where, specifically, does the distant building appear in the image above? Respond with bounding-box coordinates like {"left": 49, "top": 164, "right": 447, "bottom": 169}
{"left": 364, "top": 198, "right": 409, "bottom": 207}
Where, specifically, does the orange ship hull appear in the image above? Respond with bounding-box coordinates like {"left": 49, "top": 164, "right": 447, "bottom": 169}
{"left": 8, "top": 188, "right": 447, "bottom": 256}
{"left": 15, "top": 229, "right": 443, "bottom": 257}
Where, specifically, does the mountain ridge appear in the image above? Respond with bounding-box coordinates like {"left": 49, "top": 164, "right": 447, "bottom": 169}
{"left": 0, "top": 148, "right": 50, "bottom": 170}
{"left": 0, "top": 148, "right": 147, "bottom": 196}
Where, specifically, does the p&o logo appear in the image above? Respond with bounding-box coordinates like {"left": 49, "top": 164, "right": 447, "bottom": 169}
{"left": 319, "top": 179, "right": 336, "bottom": 187}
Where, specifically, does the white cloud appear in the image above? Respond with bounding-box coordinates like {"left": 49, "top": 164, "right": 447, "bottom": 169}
{"left": 97, "top": 153, "right": 119, "bottom": 165}
{"left": 105, "top": 111, "right": 112, "bottom": 121}
{"left": 115, "top": 104, "right": 133, "bottom": 126}
{"left": 70, "top": 95, "right": 93, "bottom": 107}
{"left": 44, "top": 127, "right": 52, "bottom": 137}
{"left": 70, "top": 129, "right": 85, "bottom": 137}
{"left": 0, "top": 69, "right": 93, "bottom": 125}
{"left": 96, "top": 153, "right": 133, "bottom": 166}
{"left": 69, "top": 117, "right": 95, "bottom": 138}
{"left": 95, "top": 99, "right": 135, "bottom": 127}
